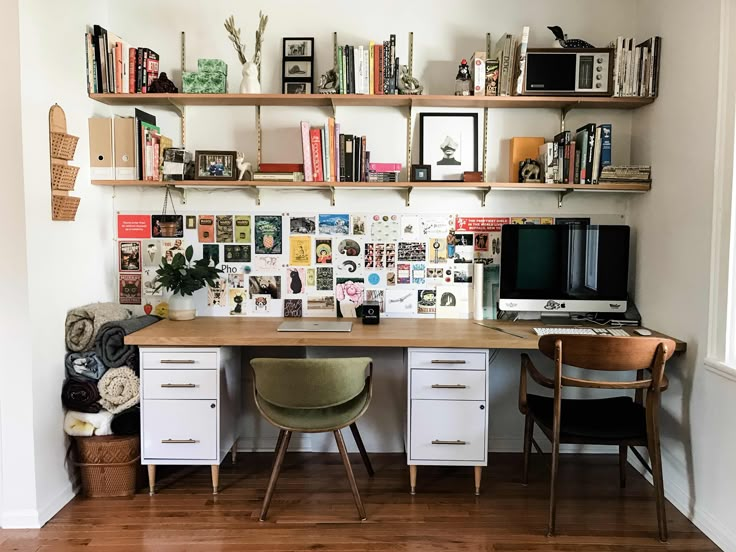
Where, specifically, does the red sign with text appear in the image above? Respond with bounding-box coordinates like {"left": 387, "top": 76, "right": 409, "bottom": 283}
{"left": 117, "top": 214, "right": 151, "bottom": 239}
{"left": 455, "top": 216, "right": 509, "bottom": 232}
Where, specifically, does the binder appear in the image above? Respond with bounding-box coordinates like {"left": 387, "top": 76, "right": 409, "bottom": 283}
{"left": 88, "top": 117, "right": 114, "bottom": 180}
{"left": 113, "top": 116, "right": 136, "bottom": 180}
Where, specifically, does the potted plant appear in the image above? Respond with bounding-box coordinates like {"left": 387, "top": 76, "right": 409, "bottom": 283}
{"left": 153, "top": 246, "right": 222, "bottom": 320}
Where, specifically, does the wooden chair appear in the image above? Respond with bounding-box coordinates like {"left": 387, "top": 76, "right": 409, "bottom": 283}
{"left": 518, "top": 335, "right": 675, "bottom": 541}
{"left": 250, "top": 357, "right": 374, "bottom": 521}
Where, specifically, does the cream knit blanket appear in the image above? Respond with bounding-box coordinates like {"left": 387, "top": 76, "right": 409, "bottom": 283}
{"left": 63, "top": 410, "right": 113, "bottom": 436}
{"left": 97, "top": 367, "right": 140, "bottom": 414}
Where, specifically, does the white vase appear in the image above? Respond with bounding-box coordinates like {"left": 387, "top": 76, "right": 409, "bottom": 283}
{"left": 240, "top": 62, "right": 261, "bottom": 94}
{"left": 168, "top": 293, "right": 196, "bottom": 321}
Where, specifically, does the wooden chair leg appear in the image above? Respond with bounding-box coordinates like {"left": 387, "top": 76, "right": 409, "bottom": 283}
{"left": 646, "top": 405, "right": 668, "bottom": 542}
{"left": 547, "top": 436, "right": 560, "bottom": 537}
{"left": 409, "top": 465, "right": 417, "bottom": 495}
{"left": 274, "top": 429, "right": 285, "bottom": 454}
{"left": 231, "top": 439, "right": 239, "bottom": 465}
{"left": 211, "top": 465, "right": 219, "bottom": 495}
{"left": 619, "top": 445, "right": 627, "bottom": 488}
{"left": 260, "top": 430, "right": 291, "bottom": 521}
{"left": 335, "top": 429, "right": 367, "bottom": 521}
{"left": 474, "top": 466, "right": 482, "bottom": 496}
{"left": 147, "top": 465, "right": 156, "bottom": 496}
{"left": 349, "top": 422, "right": 374, "bottom": 477}
{"left": 522, "top": 414, "right": 534, "bottom": 485}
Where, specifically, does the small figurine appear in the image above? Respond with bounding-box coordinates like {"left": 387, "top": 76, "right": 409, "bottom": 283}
{"left": 236, "top": 153, "right": 253, "bottom": 181}
{"left": 398, "top": 65, "right": 424, "bottom": 95}
{"left": 454, "top": 59, "right": 471, "bottom": 96}
{"left": 447, "top": 229, "right": 458, "bottom": 258}
{"left": 318, "top": 68, "right": 339, "bottom": 94}
{"left": 519, "top": 158, "right": 542, "bottom": 183}
{"left": 148, "top": 72, "right": 179, "bottom": 93}
{"left": 548, "top": 26, "right": 594, "bottom": 48}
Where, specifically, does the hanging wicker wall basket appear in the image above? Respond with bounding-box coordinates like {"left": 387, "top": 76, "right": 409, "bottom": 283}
{"left": 49, "top": 104, "right": 81, "bottom": 221}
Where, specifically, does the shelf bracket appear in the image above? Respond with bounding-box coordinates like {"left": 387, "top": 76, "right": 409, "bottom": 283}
{"left": 560, "top": 105, "right": 574, "bottom": 133}
{"left": 330, "top": 186, "right": 336, "bottom": 206}
{"left": 253, "top": 186, "right": 261, "bottom": 206}
{"left": 405, "top": 186, "right": 413, "bottom": 207}
{"left": 171, "top": 186, "right": 187, "bottom": 205}
{"left": 256, "top": 105, "right": 262, "bottom": 170}
{"left": 166, "top": 99, "right": 186, "bottom": 147}
{"left": 557, "top": 189, "right": 571, "bottom": 208}
{"left": 480, "top": 187, "right": 491, "bottom": 208}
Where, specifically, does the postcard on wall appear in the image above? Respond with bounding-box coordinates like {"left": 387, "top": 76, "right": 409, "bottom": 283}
{"left": 335, "top": 277, "right": 364, "bottom": 318}
{"left": 386, "top": 271, "right": 397, "bottom": 286}
{"left": 370, "top": 214, "right": 399, "bottom": 241}
{"left": 453, "top": 233, "right": 474, "bottom": 263}
{"left": 286, "top": 267, "right": 306, "bottom": 295}
{"left": 412, "top": 264, "right": 426, "bottom": 285}
{"left": 119, "top": 241, "right": 141, "bottom": 272}
{"left": 351, "top": 215, "right": 366, "bottom": 235}
{"left": 117, "top": 214, "right": 151, "bottom": 239}
{"left": 397, "top": 263, "right": 411, "bottom": 284}
{"left": 186, "top": 216, "right": 197, "bottom": 230}
{"left": 397, "top": 242, "right": 427, "bottom": 262}
{"left": 289, "top": 236, "right": 312, "bottom": 266}
{"left": 290, "top": 216, "right": 316, "bottom": 234}
{"left": 119, "top": 274, "right": 142, "bottom": 305}
{"left": 384, "top": 289, "right": 417, "bottom": 317}
{"left": 202, "top": 244, "right": 220, "bottom": 267}
{"left": 315, "top": 239, "right": 332, "bottom": 264}
{"left": 283, "top": 298, "right": 303, "bottom": 318}
{"left": 141, "top": 267, "right": 161, "bottom": 296}
{"left": 401, "top": 215, "right": 421, "bottom": 239}
{"left": 252, "top": 294, "right": 272, "bottom": 315}
{"left": 198, "top": 215, "right": 215, "bottom": 243}
{"left": 249, "top": 275, "right": 281, "bottom": 299}
{"left": 365, "top": 271, "right": 383, "bottom": 288}
{"left": 208, "top": 279, "right": 227, "bottom": 307}
{"left": 255, "top": 256, "right": 281, "bottom": 271}
{"left": 428, "top": 238, "right": 447, "bottom": 264}
{"left": 365, "top": 289, "right": 385, "bottom": 312}
{"left": 426, "top": 266, "right": 446, "bottom": 284}
{"left": 228, "top": 289, "right": 247, "bottom": 316}
{"left": 318, "top": 214, "right": 350, "bottom": 235}
{"left": 224, "top": 244, "right": 251, "bottom": 263}
{"left": 227, "top": 273, "right": 245, "bottom": 289}
{"left": 255, "top": 215, "right": 283, "bottom": 254}
{"left": 316, "top": 267, "right": 334, "bottom": 291}
{"left": 151, "top": 215, "right": 183, "bottom": 238}
{"left": 511, "top": 217, "right": 554, "bottom": 225}
{"left": 417, "top": 289, "right": 437, "bottom": 315}
{"left": 455, "top": 216, "right": 509, "bottom": 232}
{"left": 306, "top": 294, "right": 336, "bottom": 317}
{"left": 453, "top": 264, "right": 472, "bottom": 283}
{"left": 306, "top": 268, "right": 316, "bottom": 287}
{"left": 142, "top": 240, "right": 160, "bottom": 267}
{"left": 474, "top": 233, "right": 489, "bottom": 251}
{"left": 436, "top": 285, "right": 470, "bottom": 319}
{"left": 234, "top": 216, "right": 252, "bottom": 243}
{"left": 421, "top": 215, "right": 453, "bottom": 236}
{"left": 216, "top": 215, "right": 234, "bottom": 242}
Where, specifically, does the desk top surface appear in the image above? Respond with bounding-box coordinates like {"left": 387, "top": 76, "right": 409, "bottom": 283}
{"left": 125, "top": 317, "right": 686, "bottom": 352}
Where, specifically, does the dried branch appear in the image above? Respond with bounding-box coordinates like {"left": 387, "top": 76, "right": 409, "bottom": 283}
{"left": 254, "top": 11, "right": 268, "bottom": 80}
{"left": 224, "top": 15, "right": 247, "bottom": 65}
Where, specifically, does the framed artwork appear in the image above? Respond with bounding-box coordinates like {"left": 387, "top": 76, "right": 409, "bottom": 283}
{"left": 411, "top": 164, "right": 431, "bottom": 182}
{"left": 419, "top": 113, "right": 479, "bottom": 181}
{"left": 194, "top": 150, "right": 238, "bottom": 181}
{"left": 283, "top": 38, "right": 313, "bottom": 58}
{"left": 283, "top": 82, "right": 312, "bottom": 94}
{"left": 282, "top": 37, "right": 314, "bottom": 95}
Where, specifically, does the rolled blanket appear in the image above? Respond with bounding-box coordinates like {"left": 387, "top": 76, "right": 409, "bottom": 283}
{"left": 61, "top": 378, "right": 101, "bottom": 413}
{"left": 95, "top": 315, "right": 160, "bottom": 368}
{"left": 111, "top": 406, "right": 141, "bottom": 436}
{"left": 64, "top": 410, "right": 113, "bottom": 436}
{"left": 65, "top": 352, "right": 107, "bottom": 381}
{"left": 98, "top": 367, "right": 140, "bottom": 414}
{"left": 65, "top": 302, "right": 131, "bottom": 352}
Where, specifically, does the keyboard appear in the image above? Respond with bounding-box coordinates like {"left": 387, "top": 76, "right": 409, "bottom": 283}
{"left": 533, "top": 327, "right": 630, "bottom": 337}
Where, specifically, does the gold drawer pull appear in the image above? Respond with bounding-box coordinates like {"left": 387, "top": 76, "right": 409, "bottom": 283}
{"left": 432, "top": 440, "right": 467, "bottom": 445}
{"left": 160, "top": 383, "right": 197, "bottom": 388}
{"left": 161, "top": 439, "right": 199, "bottom": 444}
{"left": 430, "top": 359, "right": 466, "bottom": 364}
{"left": 431, "top": 384, "right": 467, "bottom": 389}
{"left": 160, "top": 359, "right": 196, "bottom": 364}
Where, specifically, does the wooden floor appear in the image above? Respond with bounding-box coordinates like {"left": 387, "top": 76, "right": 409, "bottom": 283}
{"left": 0, "top": 453, "right": 718, "bottom": 552}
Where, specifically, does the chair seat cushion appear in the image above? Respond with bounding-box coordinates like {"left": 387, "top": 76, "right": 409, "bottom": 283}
{"left": 527, "top": 394, "right": 647, "bottom": 441}
{"left": 257, "top": 386, "right": 370, "bottom": 432}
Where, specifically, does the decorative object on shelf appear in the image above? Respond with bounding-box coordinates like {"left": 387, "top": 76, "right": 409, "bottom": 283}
{"left": 147, "top": 72, "right": 178, "bottom": 93}
{"left": 153, "top": 245, "right": 223, "bottom": 321}
{"left": 410, "top": 164, "right": 431, "bottom": 182}
{"left": 194, "top": 150, "right": 238, "bottom": 181}
{"left": 225, "top": 12, "right": 268, "bottom": 94}
{"left": 547, "top": 26, "right": 594, "bottom": 48}
{"left": 463, "top": 171, "right": 483, "bottom": 182}
{"left": 183, "top": 60, "right": 228, "bottom": 94}
{"left": 454, "top": 59, "right": 471, "bottom": 96}
{"left": 519, "top": 158, "right": 542, "bottom": 183}
{"left": 419, "top": 113, "right": 479, "bottom": 182}
{"left": 398, "top": 65, "right": 423, "bottom": 95}
{"left": 282, "top": 37, "right": 314, "bottom": 95}
{"left": 162, "top": 148, "right": 194, "bottom": 181}
{"left": 49, "top": 104, "right": 81, "bottom": 221}
{"left": 318, "top": 68, "right": 338, "bottom": 94}
{"left": 236, "top": 153, "right": 253, "bottom": 180}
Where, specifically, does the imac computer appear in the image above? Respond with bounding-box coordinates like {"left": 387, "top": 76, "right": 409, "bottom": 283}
{"left": 499, "top": 224, "right": 630, "bottom": 318}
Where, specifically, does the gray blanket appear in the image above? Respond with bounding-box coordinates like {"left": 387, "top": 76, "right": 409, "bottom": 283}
{"left": 65, "top": 303, "right": 131, "bottom": 352}
{"left": 65, "top": 352, "right": 107, "bottom": 381}
{"left": 95, "top": 315, "right": 161, "bottom": 368}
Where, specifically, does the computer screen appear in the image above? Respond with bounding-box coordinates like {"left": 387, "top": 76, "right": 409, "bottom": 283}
{"left": 499, "top": 224, "right": 630, "bottom": 313}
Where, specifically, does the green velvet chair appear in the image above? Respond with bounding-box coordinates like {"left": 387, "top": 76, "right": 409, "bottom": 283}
{"left": 250, "top": 357, "right": 374, "bottom": 521}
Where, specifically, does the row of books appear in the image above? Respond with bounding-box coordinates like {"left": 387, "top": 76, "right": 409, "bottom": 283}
{"left": 336, "top": 35, "right": 399, "bottom": 95}
{"left": 539, "top": 124, "right": 613, "bottom": 184}
{"left": 611, "top": 36, "right": 662, "bottom": 97}
{"left": 85, "top": 25, "right": 160, "bottom": 94}
{"left": 469, "top": 27, "right": 529, "bottom": 97}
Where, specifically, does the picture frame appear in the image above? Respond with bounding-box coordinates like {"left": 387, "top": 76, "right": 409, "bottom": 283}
{"left": 194, "top": 150, "right": 238, "bottom": 181}
{"left": 283, "top": 81, "right": 312, "bottom": 94}
{"left": 411, "top": 164, "right": 432, "bottom": 182}
{"left": 283, "top": 37, "right": 313, "bottom": 58}
{"left": 419, "top": 113, "right": 479, "bottom": 181}
{"left": 284, "top": 60, "right": 312, "bottom": 79}
{"left": 282, "top": 37, "right": 314, "bottom": 96}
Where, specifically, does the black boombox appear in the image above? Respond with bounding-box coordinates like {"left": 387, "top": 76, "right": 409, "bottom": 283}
{"left": 523, "top": 48, "right": 613, "bottom": 96}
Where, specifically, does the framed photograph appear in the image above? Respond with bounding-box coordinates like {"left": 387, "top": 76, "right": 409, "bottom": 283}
{"left": 411, "top": 164, "right": 432, "bottom": 182}
{"left": 283, "top": 37, "right": 313, "bottom": 58}
{"left": 185, "top": 216, "right": 197, "bottom": 229}
{"left": 284, "top": 60, "right": 312, "bottom": 78}
{"left": 283, "top": 81, "right": 312, "bottom": 94}
{"left": 419, "top": 113, "right": 479, "bottom": 181}
{"left": 194, "top": 150, "right": 238, "bottom": 181}
{"left": 282, "top": 37, "right": 314, "bottom": 96}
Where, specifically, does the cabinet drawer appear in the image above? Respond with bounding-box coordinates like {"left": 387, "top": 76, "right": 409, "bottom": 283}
{"left": 409, "top": 349, "right": 487, "bottom": 371}
{"left": 143, "top": 400, "right": 217, "bottom": 461}
{"left": 143, "top": 370, "right": 217, "bottom": 400}
{"left": 142, "top": 351, "right": 218, "bottom": 370}
{"left": 409, "top": 400, "right": 486, "bottom": 463}
{"left": 411, "top": 369, "right": 486, "bottom": 401}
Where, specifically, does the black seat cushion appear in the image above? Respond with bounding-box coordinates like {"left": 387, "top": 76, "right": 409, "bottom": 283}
{"left": 527, "top": 394, "right": 647, "bottom": 441}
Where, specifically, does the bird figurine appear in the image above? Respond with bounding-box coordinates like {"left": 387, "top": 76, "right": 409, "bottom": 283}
{"left": 547, "top": 26, "right": 594, "bottom": 49}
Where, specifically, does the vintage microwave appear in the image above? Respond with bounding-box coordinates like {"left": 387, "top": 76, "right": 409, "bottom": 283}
{"left": 523, "top": 48, "right": 613, "bottom": 96}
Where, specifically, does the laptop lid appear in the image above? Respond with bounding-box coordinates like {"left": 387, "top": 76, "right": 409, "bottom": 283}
{"left": 277, "top": 321, "right": 353, "bottom": 332}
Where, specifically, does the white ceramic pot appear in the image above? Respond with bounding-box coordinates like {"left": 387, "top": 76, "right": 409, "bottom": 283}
{"left": 168, "top": 293, "right": 196, "bottom": 321}
{"left": 240, "top": 62, "right": 261, "bottom": 94}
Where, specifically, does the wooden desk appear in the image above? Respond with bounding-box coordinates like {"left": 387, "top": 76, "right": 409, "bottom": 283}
{"left": 125, "top": 317, "right": 686, "bottom": 352}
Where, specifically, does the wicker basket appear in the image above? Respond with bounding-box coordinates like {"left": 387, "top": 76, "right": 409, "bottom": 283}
{"left": 75, "top": 435, "right": 140, "bottom": 498}
{"left": 50, "top": 131, "right": 79, "bottom": 160}
{"left": 52, "top": 195, "right": 80, "bottom": 221}
{"left": 51, "top": 163, "right": 79, "bottom": 191}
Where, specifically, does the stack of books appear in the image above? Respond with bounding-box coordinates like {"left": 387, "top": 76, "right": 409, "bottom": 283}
{"left": 367, "top": 163, "right": 401, "bottom": 183}
{"left": 336, "top": 35, "right": 399, "bottom": 95}
{"left": 253, "top": 163, "right": 305, "bottom": 182}
{"left": 470, "top": 26, "right": 529, "bottom": 97}
{"left": 599, "top": 165, "right": 652, "bottom": 184}
{"left": 610, "top": 36, "right": 662, "bottom": 97}
{"left": 539, "top": 124, "right": 613, "bottom": 184}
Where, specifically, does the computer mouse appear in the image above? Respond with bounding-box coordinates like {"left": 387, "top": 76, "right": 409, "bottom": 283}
{"left": 634, "top": 328, "right": 652, "bottom": 336}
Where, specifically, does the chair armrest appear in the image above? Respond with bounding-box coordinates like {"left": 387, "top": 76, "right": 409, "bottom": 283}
{"left": 519, "top": 354, "right": 554, "bottom": 414}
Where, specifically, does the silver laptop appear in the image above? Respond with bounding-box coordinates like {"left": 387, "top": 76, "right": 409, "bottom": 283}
{"left": 277, "top": 321, "right": 353, "bottom": 332}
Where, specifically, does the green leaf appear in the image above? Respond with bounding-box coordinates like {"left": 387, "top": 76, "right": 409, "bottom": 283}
{"left": 185, "top": 245, "right": 194, "bottom": 262}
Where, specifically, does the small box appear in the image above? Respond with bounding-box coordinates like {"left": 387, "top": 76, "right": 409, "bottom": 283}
{"left": 163, "top": 147, "right": 193, "bottom": 164}
{"left": 182, "top": 71, "right": 227, "bottom": 94}
{"left": 362, "top": 302, "right": 380, "bottom": 325}
{"left": 197, "top": 58, "right": 228, "bottom": 76}
{"left": 463, "top": 171, "right": 483, "bottom": 182}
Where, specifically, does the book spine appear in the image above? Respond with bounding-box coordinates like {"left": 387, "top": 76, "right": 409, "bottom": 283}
{"left": 471, "top": 53, "right": 485, "bottom": 96}
{"left": 369, "top": 163, "right": 402, "bottom": 172}
{"left": 574, "top": 139, "right": 582, "bottom": 184}
{"left": 369, "top": 41, "right": 375, "bottom": 94}
{"left": 565, "top": 139, "right": 573, "bottom": 184}
{"left": 364, "top": 48, "right": 370, "bottom": 95}
{"left": 361, "top": 136, "right": 367, "bottom": 181}
{"left": 348, "top": 46, "right": 354, "bottom": 94}
{"left": 599, "top": 124, "right": 612, "bottom": 168}
{"left": 652, "top": 36, "right": 661, "bottom": 97}
{"left": 585, "top": 123, "right": 595, "bottom": 184}
{"left": 383, "top": 41, "right": 389, "bottom": 94}
{"left": 339, "top": 134, "right": 346, "bottom": 181}
{"left": 84, "top": 33, "right": 92, "bottom": 94}
{"left": 356, "top": 45, "right": 363, "bottom": 94}
{"left": 146, "top": 50, "right": 159, "bottom": 89}
{"left": 337, "top": 46, "right": 343, "bottom": 94}
{"left": 135, "top": 48, "right": 143, "bottom": 93}
{"left": 515, "top": 26, "right": 530, "bottom": 95}
{"left": 309, "top": 128, "right": 324, "bottom": 181}
{"left": 613, "top": 36, "right": 623, "bottom": 97}
{"left": 128, "top": 47, "right": 136, "bottom": 94}
{"left": 115, "top": 42, "right": 123, "bottom": 94}
{"left": 334, "top": 122, "right": 341, "bottom": 182}
{"left": 389, "top": 34, "right": 396, "bottom": 93}
{"left": 141, "top": 49, "right": 149, "bottom": 93}
{"left": 353, "top": 135, "right": 360, "bottom": 182}
{"left": 345, "top": 135, "right": 354, "bottom": 182}
{"left": 320, "top": 127, "right": 328, "bottom": 181}
{"left": 341, "top": 46, "right": 347, "bottom": 94}
{"left": 591, "top": 126, "right": 603, "bottom": 183}
{"left": 328, "top": 117, "right": 336, "bottom": 182}
{"left": 259, "top": 163, "right": 305, "bottom": 172}
{"left": 92, "top": 26, "right": 104, "bottom": 93}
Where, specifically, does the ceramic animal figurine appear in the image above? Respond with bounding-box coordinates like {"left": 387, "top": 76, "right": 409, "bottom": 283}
{"left": 398, "top": 65, "right": 424, "bottom": 95}
{"left": 240, "top": 62, "right": 261, "bottom": 94}
{"left": 236, "top": 153, "right": 252, "bottom": 181}
{"left": 548, "top": 26, "right": 594, "bottom": 48}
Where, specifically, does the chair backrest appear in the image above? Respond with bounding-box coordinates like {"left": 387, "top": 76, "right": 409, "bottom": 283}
{"left": 250, "top": 357, "right": 372, "bottom": 409}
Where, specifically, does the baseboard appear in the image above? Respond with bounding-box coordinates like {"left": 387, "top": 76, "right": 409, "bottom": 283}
{"left": 490, "top": 438, "right": 623, "bottom": 454}
{"left": 0, "top": 508, "right": 41, "bottom": 529}
{"left": 236, "top": 434, "right": 312, "bottom": 452}
{"left": 630, "top": 447, "right": 736, "bottom": 552}
{"left": 37, "top": 481, "right": 77, "bottom": 527}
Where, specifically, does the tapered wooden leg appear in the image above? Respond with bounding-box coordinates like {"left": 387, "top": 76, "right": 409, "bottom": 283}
{"left": 349, "top": 423, "right": 374, "bottom": 477}
{"left": 211, "top": 465, "right": 219, "bottom": 495}
{"left": 274, "top": 429, "right": 285, "bottom": 454}
{"left": 522, "top": 414, "right": 534, "bottom": 485}
{"left": 547, "top": 436, "right": 560, "bottom": 537}
{"left": 147, "top": 465, "right": 156, "bottom": 496}
{"left": 646, "top": 399, "right": 668, "bottom": 542}
{"left": 260, "top": 430, "right": 291, "bottom": 521}
{"left": 409, "top": 465, "right": 417, "bottom": 495}
{"left": 474, "top": 466, "right": 482, "bottom": 496}
{"left": 619, "top": 445, "right": 628, "bottom": 488}
{"left": 231, "top": 439, "right": 239, "bottom": 465}
{"left": 335, "top": 430, "right": 366, "bottom": 521}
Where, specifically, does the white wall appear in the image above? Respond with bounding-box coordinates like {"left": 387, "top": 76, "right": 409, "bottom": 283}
{"left": 632, "top": 0, "right": 736, "bottom": 550}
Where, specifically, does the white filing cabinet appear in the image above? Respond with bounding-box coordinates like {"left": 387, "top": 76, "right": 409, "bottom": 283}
{"left": 140, "top": 347, "right": 241, "bottom": 495}
{"left": 407, "top": 347, "right": 489, "bottom": 495}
